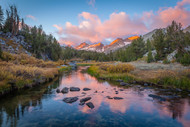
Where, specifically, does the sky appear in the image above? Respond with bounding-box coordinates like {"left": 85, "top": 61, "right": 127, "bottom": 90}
{"left": 0, "top": 0, "right": 190, "bottom": 46}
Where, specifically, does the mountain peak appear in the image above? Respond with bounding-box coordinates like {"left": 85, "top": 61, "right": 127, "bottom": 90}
{"left": 89, "top": 42, "right": 104, "bottom": 48}
{"left": 110, "top": 38, "right": 123, "bottom": 45}
{"left": 128, "top": 36, "right": 139, "bottom": 41}
{"left": 75, "top": 42, "right": 89, "bottom": 50}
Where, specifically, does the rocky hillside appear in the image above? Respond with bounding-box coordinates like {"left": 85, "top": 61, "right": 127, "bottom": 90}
{"left": 143, "top": 25, "right": 190, "bottom": 43}
{"left": 184, "top": 25, "right": 190, "bottom": 33}
{"left": 0, "top": 32, "right": 32, "bottom": 56}
{"left": 75, "top": 35, "right": 139, "bottom": 53}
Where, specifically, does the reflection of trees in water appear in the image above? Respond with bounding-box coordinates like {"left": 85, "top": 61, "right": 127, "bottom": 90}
{"left": 0, "top": 79, "right": 59, "bottom": 127}
{"left": 168, "top": 99, "right": 185, "bottom": 119}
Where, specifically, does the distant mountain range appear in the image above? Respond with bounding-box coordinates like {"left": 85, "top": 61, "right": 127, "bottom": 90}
{"left": 75, "top": 25, "right": 190, "bottom": 53}
{"left": 75, "top": 36, "right": 139, "bottom": 53}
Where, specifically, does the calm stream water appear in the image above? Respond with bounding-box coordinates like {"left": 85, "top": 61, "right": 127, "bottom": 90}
{"left": 0, "top": 67, "right": 190, "bottom": 127}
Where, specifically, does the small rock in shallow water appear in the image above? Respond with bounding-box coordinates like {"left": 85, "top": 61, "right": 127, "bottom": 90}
{"left": 80, "top": 97, "right": 91, "bottom": 103}
{"left": 116, "top": 79, "right": 123, "bottom": 82}
{"left": 106, "top": 96, "right": 113, "bottom": 99}
{"left": 94, "top": 91, "right": 98, "bottom": 93}
{"left": 102, "top": 91, "right": 104, "bottom": 93}
{"left": 56, "top": 89, "right": 61, "bottom": 93}
{"left": 63, "top": 97, "right": 78, "bottom": 103}
{"left": 79, "top": 102, "right": 85, "bottom": 106}
{"left": 70, "top": 87, "right": 80, "bottom": 91}
{"left": 61, "top": 87, "right": 69, "bottom": 94}
{"left": 120, "top": 82, "right": 129, "bottom": 86}
{"left": 115, "top": 91, "right": 119, "bottom": 94}
{"left": 175, "top": 88, "right": 182, "bottom": 92}
{"left": 119, "top": 89, "right": 124, "bottom": 91}
{"left": 113, "top": 97, "right": 123, "bottom": 100}
{"left": 81, "top": 92, "right": 86, "bottom": 94}
{"left": 83, "top": 88, "right": 91, "bottom": 91}
{"left": 86, "top": 102, "right": 94, "bottom": 109}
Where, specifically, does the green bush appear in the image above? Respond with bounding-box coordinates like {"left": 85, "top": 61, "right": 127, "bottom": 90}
{"left": 179, "top": 53, "right": 190, "bottom": 66}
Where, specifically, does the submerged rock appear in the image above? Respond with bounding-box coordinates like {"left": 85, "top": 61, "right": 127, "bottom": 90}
{"left": 81, "top": 92, "right": 86, "bottom": 94}
{"left": 106, "top": 96, "right": 113, "bottom": 99}
{"left": 70, "top": 87, "right": 80, "bottom": 91}
{"left": 83, "top": 88, "right": 91, "bottom": 91}
{"left": 175, "top": 88, "right": 182, "bottom": 92}
{"left": 120, "top": 82, "right": 129, "bottom": 86}
{"left": 116, "top": 79, "right": 123, "bottom": 82}
{"left": 80, "top": 97, "right": 91, "bottom": 103}
{"left": 148, "top": 94, "right": 166, "bottom": 101}
{"left": 86, "top": 102, "right": 95, "bottom": 109}
{"left": 94, "top": 91, "right": 98, "bottom": 93}
{"left": 63, "top": 97, "right": 78, "bottom": 103}
{"left": 161, "top": 95, "right": 180, "bottom": 100}
{"left": 79, "top": 102, "right": 85, "bottom": 106}
{"left": 113, "top": 97, "right": 123, "bottom": 100}
{"left": 56, "top": 89, "right": 61, "bottom": 93}
{"left": 61, "top": 87, "right": 69, "bottom": 94}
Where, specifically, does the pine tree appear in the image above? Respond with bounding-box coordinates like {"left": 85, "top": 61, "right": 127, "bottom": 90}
{"left": 166, "top": 21, "right": 185, "bottom": 54}
{"left": 0, "top": 6, "right": 4, "bottom": 30}
{"left": 153, "top": 29, "right": 166, "bottom": 60}
{"left": 3, "top": 5, "right": 20, "bottom": 35}
{"left": 147, "top": 50, "right": 154, "bottom": 63}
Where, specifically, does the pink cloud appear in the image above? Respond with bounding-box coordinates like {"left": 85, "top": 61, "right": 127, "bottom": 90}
{"left": 53, "top": 24, "right": 64, "bottom": 35}
{"left": 142, "top": 0, "right": 190, "bottom": 30}
{"left": 26, "top": 15, "right": 37, "bottom": 21}
{"left": 54, "top": 12, "right": 147, "bottom": 46}
{"left": 54, "top": 0, "right": 190, "bottom": 46}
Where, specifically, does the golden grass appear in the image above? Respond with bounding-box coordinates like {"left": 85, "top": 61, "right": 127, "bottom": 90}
{"left": 0, "top": 52, "right": 67, "bottom": 94}
{"left": 100, "top": 63, "right": 135, "bottom": 73}
{"left": 87, "top": 63, "right": 190, "bottom": 89}
{"left": 87, "top": 63, "right": 136, "bottom": 82}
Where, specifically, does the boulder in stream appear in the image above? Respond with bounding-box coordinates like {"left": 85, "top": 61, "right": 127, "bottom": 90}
{"left": 63, "top": 97, "right": 78, "bottom": 103}
{"left": 86, "top": 102, "right": 95, "bottom": 109}
{"left": 56, "top": 89, "right": 61, "bottom": 93}
{"left": 113, "top": 97, "right": 123, "bottom": 100}
{"left": 70, "top": 87, "right": 80, "bottom": 91}
{"left": 106, "top": 96, "right": 113, "bottom": 99}
{"left": 61, "top": 87, "right": 69, "bottom": 94}
{"left": 80, "top": 97, "right": 91, "bottom": 103}
{"left": 120, "top": 82, "right": 129, "bottom": 86}
{"left": 83, "top": 88, "right": 91, "bottom": 91}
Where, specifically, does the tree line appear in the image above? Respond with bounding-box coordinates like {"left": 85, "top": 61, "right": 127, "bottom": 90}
{"left": 0, "top": 5, "right": 189, "bottom": 65}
